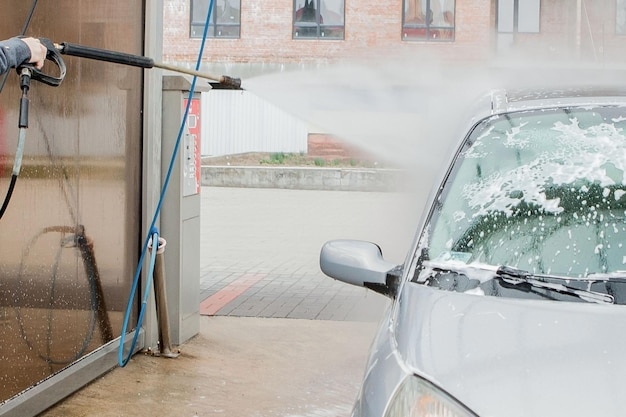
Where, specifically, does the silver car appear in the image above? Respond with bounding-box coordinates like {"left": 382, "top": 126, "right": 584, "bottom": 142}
{"left": 320, "top": 88, "right": 626, "bottom": 417}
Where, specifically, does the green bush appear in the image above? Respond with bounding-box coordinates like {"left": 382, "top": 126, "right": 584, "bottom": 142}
{"left": 260, "top": 152, "right": 290, "bottom": 165}
{"left": 270, "top": 153, "right": 287, "bottom": 164}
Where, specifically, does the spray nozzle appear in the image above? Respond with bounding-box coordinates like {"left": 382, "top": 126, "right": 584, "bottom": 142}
{"left": 218, "top": 75, "right": 242, "bottom": 90}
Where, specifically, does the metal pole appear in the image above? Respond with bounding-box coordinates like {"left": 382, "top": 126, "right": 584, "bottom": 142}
{"left": 150, "top": 237, "right": 179, "bottom": 358}
{"left": 76, "top": 229, "right": 114, "bottom": 343}
{"left": 153, "top": 62, "right": 241, "bottom": 88}
{"left": 576, "top": 0, "right": 582, "bottom": 60}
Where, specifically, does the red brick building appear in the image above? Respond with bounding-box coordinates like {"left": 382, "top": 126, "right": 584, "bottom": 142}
{"left": 163, "top": 0, "right": 626, "bottom": 71}
{"left": 162, "top": 0, "right": 626, "bottom": 157}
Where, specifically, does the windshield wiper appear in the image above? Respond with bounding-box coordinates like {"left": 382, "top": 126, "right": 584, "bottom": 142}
{"left": 420, "top": 261, "right": 615, "bottom": 304}
{"left": 495, "top": 265, "right": 614, "bottom": 304}
{"left": 585, "top": 272, "right": 626, "bottom": 283}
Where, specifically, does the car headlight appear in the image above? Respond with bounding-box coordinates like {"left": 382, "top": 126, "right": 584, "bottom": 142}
{"left": 384, "top": 374, "right": 478, "bottom": 417}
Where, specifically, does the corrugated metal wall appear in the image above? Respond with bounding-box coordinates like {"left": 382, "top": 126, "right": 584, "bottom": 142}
{"left": 201, "top": 90, "right": 308, "bottom": 156}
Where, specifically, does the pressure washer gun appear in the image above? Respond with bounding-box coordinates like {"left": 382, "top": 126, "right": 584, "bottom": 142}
{"left": 15, "top": 37, "right": 66, "bottom": 167}
{"left": 15, "top": 38, "right": 65, "bottom": 162}
{"left": 21, "top": 38, "right": 242, "bottom": 89}
{"left": 55, "top": 41, "right": 242, "bottom": 89}
{"left": 15, "top": 38, "right": 66, "bottom": 137}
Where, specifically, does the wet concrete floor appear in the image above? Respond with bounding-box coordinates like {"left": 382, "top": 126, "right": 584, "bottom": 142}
{"left": 41, "top": 316, "right": 379, "bottom": 417}
{"left": 37, "top": 187, "right": 423, "bottom": 416}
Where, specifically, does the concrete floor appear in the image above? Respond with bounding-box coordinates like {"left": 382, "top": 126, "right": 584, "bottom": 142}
{"left": 40, "top": 317, "right": 379, "bottom": 417}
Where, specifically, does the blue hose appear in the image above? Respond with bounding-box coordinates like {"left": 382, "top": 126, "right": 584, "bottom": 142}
{"left": 118, "top": 0, "right": 215, "bottom": 367}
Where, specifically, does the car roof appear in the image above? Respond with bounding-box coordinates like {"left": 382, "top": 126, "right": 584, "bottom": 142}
{"left": 489, "top": 86, "right": 626, "bottom": 115}
{"left": 448, "top": 85, "right": 626, "bottom": 159}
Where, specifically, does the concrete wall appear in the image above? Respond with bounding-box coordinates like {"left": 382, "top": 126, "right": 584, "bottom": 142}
{"left": 201, "top": 165, "right": 410, "bottom": 191}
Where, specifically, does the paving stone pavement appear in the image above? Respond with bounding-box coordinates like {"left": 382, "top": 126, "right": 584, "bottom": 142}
{"left": 199, "top": 186, "right": 423, "bottom": 322}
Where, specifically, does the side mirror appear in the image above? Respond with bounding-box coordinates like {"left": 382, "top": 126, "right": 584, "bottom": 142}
{"left": 319, "top": 240, "right": 401, "bottom": 297}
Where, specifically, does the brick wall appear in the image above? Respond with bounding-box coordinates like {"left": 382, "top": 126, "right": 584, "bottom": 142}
{"left": 163, "top": 1, "right": 626, "bottom": 68}
{"left": 498, "top": 0, "right": 625, "bottom": 62}
{"left": 163, "top": 0, "right": 497, "bottom": 66}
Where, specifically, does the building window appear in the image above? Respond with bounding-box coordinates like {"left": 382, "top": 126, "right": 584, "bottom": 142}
{"left": 402, "top": 0, "right": 455, "bottom": 41}
{"left": 293, "top": 0, "right": 345, "bottom": 39}
{"left": 190, "top": 0, "right": 241, "bottom": 38}
{"left": 497, "top": 0, "right": 540, "bottom": 33}
{"left": 618, "top": 0, "right": 626, "bottom": 35}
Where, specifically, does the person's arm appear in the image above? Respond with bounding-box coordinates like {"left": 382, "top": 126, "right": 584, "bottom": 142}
{"left": 0, "top": 37, "right": 46, "bottom": 75}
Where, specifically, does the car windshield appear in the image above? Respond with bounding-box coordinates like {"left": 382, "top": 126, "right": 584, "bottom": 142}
{"left": 422, "top": 104, "right": 626, "bottom": 297}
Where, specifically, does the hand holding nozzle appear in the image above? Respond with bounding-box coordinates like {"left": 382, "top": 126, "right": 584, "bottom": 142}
{"left": 20, "top": 37, "right": 47, "bottom": 69}
{"left": 17, "top": 38, "right": 66, "bottom": 87}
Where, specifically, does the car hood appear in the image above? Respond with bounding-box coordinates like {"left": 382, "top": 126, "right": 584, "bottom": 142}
{"left": 395, "top": 283, "right": 626, "bottom": 417}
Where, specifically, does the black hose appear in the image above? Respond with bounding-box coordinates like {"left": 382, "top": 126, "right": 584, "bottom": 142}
{"left": 0, "top": 0, "right": 39, "bottom": 220}
{"left": 0, "top": 76, "right": 30, "bottom": 221}
{"left": 14, "top": 226, "right": 105, "bottom": 368}
{"left": 0, "top": 174, "right": 17, "bottom": 219}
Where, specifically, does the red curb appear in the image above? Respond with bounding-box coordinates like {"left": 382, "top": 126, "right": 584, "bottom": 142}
{"left": 199, "top": 273, "right": 267, "bottom": 316}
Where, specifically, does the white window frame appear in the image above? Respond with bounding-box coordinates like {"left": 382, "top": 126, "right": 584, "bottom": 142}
{"left": 190, "top": 0, "right": 241, "bottom": 39}
{"left": 497, "top": 0, "right": 540, "bottom": 34}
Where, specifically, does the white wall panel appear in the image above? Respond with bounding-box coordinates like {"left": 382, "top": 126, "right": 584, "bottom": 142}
{"left": 201, "top": 90, "right": 308, "bottom": 156}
